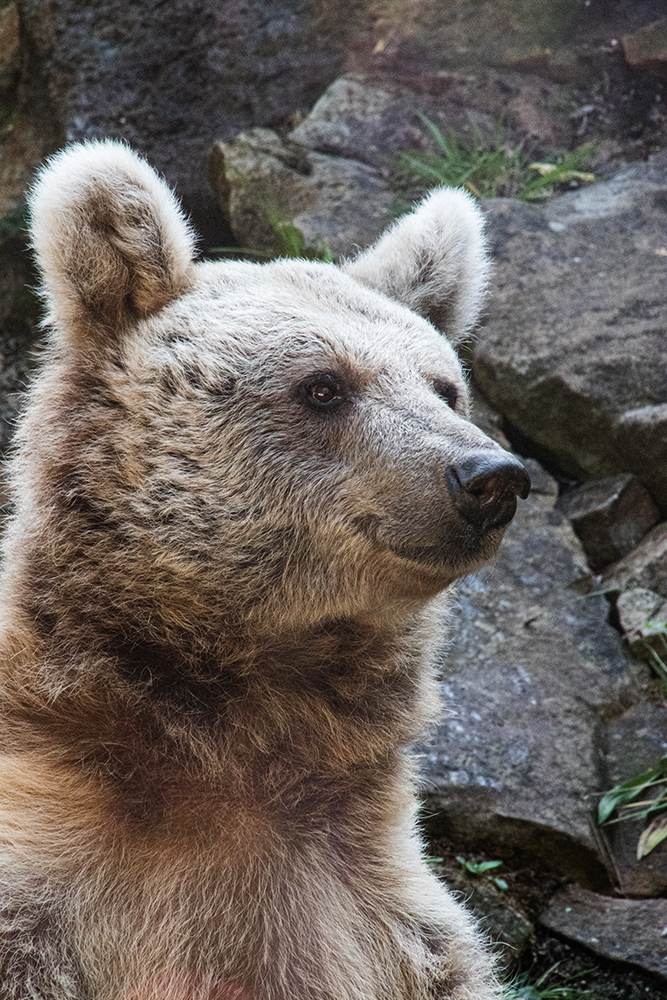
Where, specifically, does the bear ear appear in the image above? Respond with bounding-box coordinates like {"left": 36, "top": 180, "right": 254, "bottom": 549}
{"left": 341, "top": 188, "right": 489, "bottom": 344}
{"left": 29, "top": 140, "right": 196, "bottom": 342}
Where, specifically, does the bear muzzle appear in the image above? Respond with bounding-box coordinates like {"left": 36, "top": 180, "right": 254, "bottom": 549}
{"left": 445, "top": 450, "right": 531, "bottom": 534}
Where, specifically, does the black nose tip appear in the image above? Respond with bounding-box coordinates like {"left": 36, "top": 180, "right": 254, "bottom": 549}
{"left": 445, "top": 451, "right": 531, "bottom": 531}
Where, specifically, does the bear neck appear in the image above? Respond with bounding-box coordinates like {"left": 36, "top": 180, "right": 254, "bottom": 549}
{"left": 0, "top": 570, "right": 442, "bottom": 807}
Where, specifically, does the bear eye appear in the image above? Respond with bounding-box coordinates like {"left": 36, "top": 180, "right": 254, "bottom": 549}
{"left": 433, "top": 379, "right": 459, "bottom": 410}
{"left": 301, "top": 373, "right": 344, "bottom": 409}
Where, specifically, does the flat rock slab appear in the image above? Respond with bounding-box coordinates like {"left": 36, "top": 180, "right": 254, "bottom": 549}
{"left": 473, "top": 153, "right": 667, "bottom": 513}
{"left": 540, "top": 884, "right": 667, "bottom": 982}
{"left": 420, "top": 459, "right": 648, "bottom": 884}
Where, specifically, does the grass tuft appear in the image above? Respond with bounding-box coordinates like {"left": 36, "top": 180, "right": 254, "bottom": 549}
{"left": 390, "top": 116, "right": 594, "bottom": 205}
{"left": 504, "top": 962, "right": 600, "bottom": 1000}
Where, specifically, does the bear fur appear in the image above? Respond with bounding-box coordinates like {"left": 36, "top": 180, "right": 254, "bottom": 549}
{"left": 0, "top": 141, "right": 529, "bottom": 1000}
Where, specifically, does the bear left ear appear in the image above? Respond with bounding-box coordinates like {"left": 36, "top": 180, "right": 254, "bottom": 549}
{"left": 341, "top": 188, "right": 489, "bottom": 344}
{"left": 29, "top": 140, "right": 196, "bottom": 343}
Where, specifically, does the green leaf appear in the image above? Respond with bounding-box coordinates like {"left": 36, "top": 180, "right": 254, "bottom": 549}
{"left": 517, "top": 143, "right": 595, "bottom": 201}
{"left": 492, "top": 877, "right": 509, "bottom": 891}
{"left": 637, "top": 812, "right": 667, "bottom": 859}
{"left": 473, "top": 860, "right": 503, "bottom": 872}
{"left": 598, "top": 758, "right": 667, "bottom": 823}
{"left": 457, "top": 856, "right": 503, "bottom": 875}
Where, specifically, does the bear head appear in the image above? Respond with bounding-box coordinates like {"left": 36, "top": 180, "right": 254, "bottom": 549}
{"left": 15, "top": 141, "right": 528, "bottom": 652}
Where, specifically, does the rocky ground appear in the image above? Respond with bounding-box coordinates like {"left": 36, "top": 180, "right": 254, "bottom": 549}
{"left": 1, "top": 0, "right": 667, "bottom": 994}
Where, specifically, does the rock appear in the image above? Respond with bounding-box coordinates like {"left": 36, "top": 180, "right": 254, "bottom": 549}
{"left": 556, "top": 474, "right": 661, "bottom": 572}
{"left": 614, "top": 405, "right": 667, "bottom": 515}
{"left": 604, "top": 701, "right": 667, "bottom": 789}
{"left": 543, "top": 153, "right": 667, "bottom": 223}
{"left": 347, "top": 0, "right": 586, "bottom": 77}
{"left": 208, "top": 128, "right": 392, "bottom": 258}
{"left": 288, "top": 75, "right": 437, "bottom": 169}
{"left": 420, "top": 460, "right": 649, "bottom": 886}
{"left": 473, "top": 153, "right": 667, "bottom": 513}
{"left": 346, "top": 1, "right": 666, "bottom": 163}
{"left": 442, "top": 865, "right": 533, "bottom": 974}
{"left": 0, "top": 3, "right": 20, "bottom": 92}
{"left": 622, "top": 19, "right": 667, "bottom": 73}
{"left": 16, "top": 0, "right": 365, "bottom": 239}
{"left": 597, "top": 702, "right": 667, "bottom": 898}
{"left": 518, "top": 457, "right": 559, "bottom": 502}
{"left": 289, "top": 69, "right": 568, "bottom": 172}
{"left": 602, "top": 522, "right": 667, "bottom": 599}
{"left": 540, "top": 884, "right": 667, "bottom": 982}
{"left": 617, "top": 588, "right": 667, "bottom": 663}
{"left": 469, "top": 387, "right": 512, "bottom": 453}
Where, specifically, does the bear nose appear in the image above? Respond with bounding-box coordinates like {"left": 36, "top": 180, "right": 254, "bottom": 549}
{"left": 445, "top": 450, "right": 531, "bottom": 532}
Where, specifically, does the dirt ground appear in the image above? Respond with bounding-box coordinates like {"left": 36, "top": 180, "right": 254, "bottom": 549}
{"left": 428, "top": 833, "right": 665, "bottom": 998}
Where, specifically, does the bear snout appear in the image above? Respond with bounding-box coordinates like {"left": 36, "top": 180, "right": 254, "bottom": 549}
{"left": 445, "top": 451, "right": 531, "bottom": 533}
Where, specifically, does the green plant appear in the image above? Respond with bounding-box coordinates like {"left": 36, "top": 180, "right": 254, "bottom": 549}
{"left": 391, "top": 116, "right": 594, "bottom": 204}
{"left": 598, "top": 754, "right": 667, "bottom": 859}
{"left": 393, "top": 116, "right": 532, "bottom": 200}
{"left": 504, "top": 962, "right": 597, "bottom": 1000}
{"left": 456, "top": 856, "right": 508, "bottom": 891}
{"left": 517, "top": 145, "right": 595, "bottom": 201}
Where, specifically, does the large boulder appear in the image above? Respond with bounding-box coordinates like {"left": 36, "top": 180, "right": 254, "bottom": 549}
{"left": 208, "top": 128, "right": 392, "bottom": 258}
{"left": 16, "top": 0, "right": 366, "bottom": 239}
{"left": 556, "top": 473, "right": 660, "bottom": 572}
{"left": 473, "top": 153, "right": 667, "bottom": 513}
{"left": 420, "top": 458, "right": 650, "bottom": 885}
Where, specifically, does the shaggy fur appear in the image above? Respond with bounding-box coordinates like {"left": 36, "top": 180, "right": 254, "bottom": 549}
{"left": 0, "top": 140, "right": 527, "bottom": 1000}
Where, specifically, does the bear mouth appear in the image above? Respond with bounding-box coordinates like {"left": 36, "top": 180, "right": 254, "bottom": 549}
{"left": 352, "top": 510, "right": 511, "bottom": 580}
{"left": 385, "top": 521, "right": 510, "bottom": 578}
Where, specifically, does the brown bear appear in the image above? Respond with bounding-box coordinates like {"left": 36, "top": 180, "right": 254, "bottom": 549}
{"left": 0, "top": 141, "right": 529, "bottom": 1000}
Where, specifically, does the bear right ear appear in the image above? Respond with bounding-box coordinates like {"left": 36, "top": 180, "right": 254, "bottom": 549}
{"left": 29, "top": 141, "right": 196, "bottom": 343}
{"left": 341, "top": 187, "right": 489, "bottom": 345}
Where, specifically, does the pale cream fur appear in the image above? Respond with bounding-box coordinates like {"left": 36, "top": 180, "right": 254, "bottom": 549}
{"left": 342, "top": 187, "right": 489, "bottom": 342}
